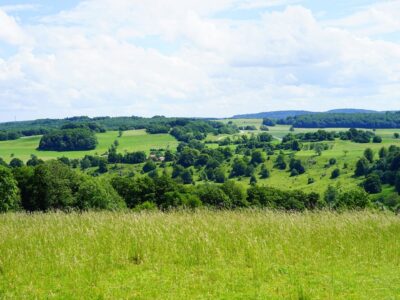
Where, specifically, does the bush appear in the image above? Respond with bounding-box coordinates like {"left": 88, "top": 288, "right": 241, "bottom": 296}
{"left": 331, "top": 168, "right": 340, "bottom": 179}
{"left": 133, "top": 201, "right": 157, "bottom": 212}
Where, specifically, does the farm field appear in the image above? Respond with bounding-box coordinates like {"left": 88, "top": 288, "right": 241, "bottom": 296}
{"left": 0, "top": 211, "right": 399, "bottom": 299}
{"left": 0, "top": 129, "right": 178, "bottom": 162}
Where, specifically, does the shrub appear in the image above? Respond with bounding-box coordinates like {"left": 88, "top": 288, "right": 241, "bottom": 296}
{"left": 331, "top": 168, "right": 340, "bottom": 179}
{"left": 133, "top": 201, "right": 157, "bottom": 212}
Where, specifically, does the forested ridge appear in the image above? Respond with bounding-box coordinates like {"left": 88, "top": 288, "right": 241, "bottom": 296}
{"left": 277, "top": 112, "right": 400, "bottom": 128}
{"left": 0, "top": 116, "right": 236, "bottom": 142}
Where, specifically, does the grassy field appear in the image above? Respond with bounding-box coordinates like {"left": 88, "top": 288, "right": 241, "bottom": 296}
{"left": 0, "top": 129, "right": 178, "bottom": 162}
{"left": 0, "top": 211, "right": 399, "bottom": 299}
{"left": 1, "top": 120, "right": 400, "bottom": 195}
{"left": 207, "top": 121, "right": 400, "bottom": 194}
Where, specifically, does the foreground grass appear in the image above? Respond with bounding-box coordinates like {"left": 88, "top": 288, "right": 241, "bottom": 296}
{"left": 0, "top": 211, "right": 399, "bottom": 299}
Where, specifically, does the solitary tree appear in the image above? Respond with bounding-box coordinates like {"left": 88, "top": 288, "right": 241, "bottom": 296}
{"left": 364, "top": 148, "right": 374, "bottom": 163}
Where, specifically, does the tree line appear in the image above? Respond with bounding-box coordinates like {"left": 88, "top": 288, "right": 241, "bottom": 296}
{"left": 0, "top": 159, "right": 372, "bottom": 213}
{"left": 276, "top": 112, "right": 400, "bottom": 129}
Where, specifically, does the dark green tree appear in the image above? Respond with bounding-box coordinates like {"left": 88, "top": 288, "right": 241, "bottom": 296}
{"left": 0, "top": 166, "right": 20, "bottom": 212}
{"left": 363, "top": 173, "right": 382, "bottom": 194}
{"left": 142, "top": 160, "right": 157, "bottom": 173}
{"left": 331, "top": 168, "right": 340, "bottom": 179}
{"left": 364, "top": 148, "right": 374, "bottom": 163}
{"left": 355, "top": 158, "right": 369, "bottom": 177}
{"left": 9, "top": 158, "right": 24, "bottom": 168}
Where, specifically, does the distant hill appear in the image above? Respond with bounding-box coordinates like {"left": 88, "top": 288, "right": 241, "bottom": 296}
{"left": 232, "top": 109, "right": 379, "bottom": 119}
{"left": 232, "top": 110, "right": 315, "bottom": 119}
{"left": 326, "top": 109, "right": 377, "bottom": 114}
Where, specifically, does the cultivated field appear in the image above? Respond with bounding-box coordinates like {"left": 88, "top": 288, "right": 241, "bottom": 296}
{"left": 0, "top": 129, "right": 178, "bottom": 162}
{"left": 0, "top": 211, "right": 399, "bottom": 299}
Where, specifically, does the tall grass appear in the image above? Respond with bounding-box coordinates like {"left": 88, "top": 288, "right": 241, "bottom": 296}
{"left": 0, "top": 210, "right": 399, "bottom": 299}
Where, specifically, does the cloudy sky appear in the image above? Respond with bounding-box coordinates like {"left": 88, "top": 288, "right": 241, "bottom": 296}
{"left": 0, "top": 0, "right": 400, "bottom": 121}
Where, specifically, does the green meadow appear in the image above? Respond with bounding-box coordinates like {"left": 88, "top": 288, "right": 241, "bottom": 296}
{"left": 1, "top": 120, "right": 400, "bottom": 195}
{"left": 0, "top": 129, "right": 178, "bottom": 162}
{"left": 0, "top": 211, "right": 399, "bottom": 299}
{"left": 208, "top": 121, "right": 400, "bottom": 194}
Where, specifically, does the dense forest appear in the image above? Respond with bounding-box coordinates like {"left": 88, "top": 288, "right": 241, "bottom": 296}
{"left": 38, "top": 128, "right": 98, "bottom": 151}
{"left": 232, "top": 109, "right": 377, "bottom": 119}
{"left": 282, "top": 128, "right": 379, "bottom": 144}
{"left": 277, "top": 112, "right": 400, "bottom": 128}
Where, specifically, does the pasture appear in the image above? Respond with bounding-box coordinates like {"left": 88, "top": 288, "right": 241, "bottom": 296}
{"left": 209, "top": 121, "right": 400, "bottom": 194}
{"left": 0, "top": 129, "right": 178, "bottom": 162}
{"left": 1, "top": 120, "right": 400, "bottom": 195}
{"left": 0, "top": 211, "right": 399, "bottom": 299}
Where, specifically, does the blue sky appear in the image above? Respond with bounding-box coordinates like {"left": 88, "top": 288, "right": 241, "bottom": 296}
{"left": 0, "top": 0, "right": 399, "bottom": 121}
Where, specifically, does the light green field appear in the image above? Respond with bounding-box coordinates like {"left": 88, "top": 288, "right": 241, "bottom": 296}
{"left": 253, "top": 137, "right": 400, "bottom": 194}
{"left": 208, "top": 122, "right": 400, "bottom": 194}
{"left": 0, "top": 211, "right": 399, "bottom": 299}
{"left": 0, "top": 130, "right": 178, "bottom": 162}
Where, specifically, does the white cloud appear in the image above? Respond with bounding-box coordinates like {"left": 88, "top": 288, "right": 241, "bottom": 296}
{"left": 325, "top": 1, "right": 400, "bottom": 37}
{"left": 235, "top": 0, "right": 299, "bottom": 9}
{"left": 0, "top": 1, "right": 400, "bottom": 121}
{"left": 0, "top": 8, "right": 29, "bottom": 45}
{"left": 0, "top": 4, "right": 38, "bottom": 12}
